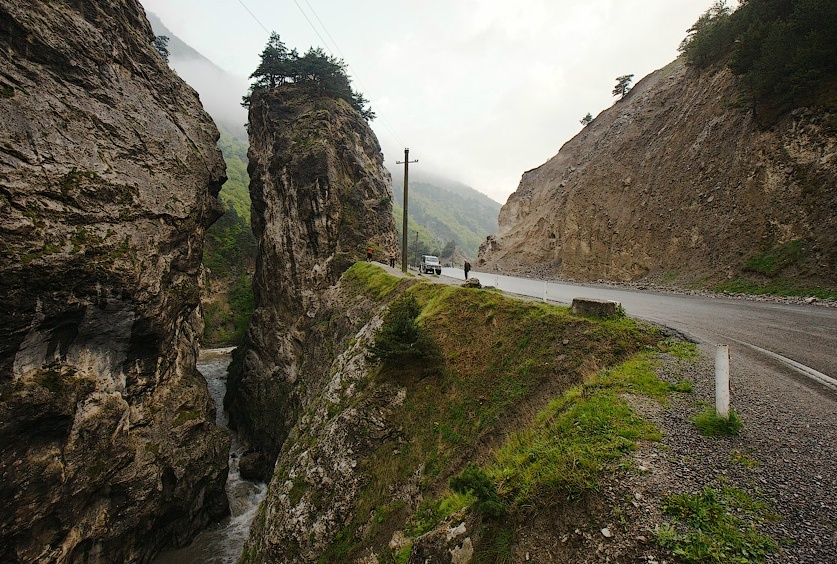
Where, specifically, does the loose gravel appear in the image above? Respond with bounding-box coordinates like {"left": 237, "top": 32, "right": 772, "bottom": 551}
{"left": 592, "top": 346, "right": 837, "bottom": 563}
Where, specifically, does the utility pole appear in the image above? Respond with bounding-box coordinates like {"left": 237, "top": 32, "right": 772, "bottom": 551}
{"left": 396, "top": 148, "right": 417, "bottom": 273}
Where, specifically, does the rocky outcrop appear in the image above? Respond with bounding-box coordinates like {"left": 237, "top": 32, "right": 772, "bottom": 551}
{"left": 0, "top": 1, "right": 229, "bottom": 562}
{"left": 479, "top": 59, "right": 837, "bottom": 287}
{"left": 240, "top": 276, "right": 411, "bottom": 562}
{"left": 225, "top": 85, "right": 398, "bottom": 474}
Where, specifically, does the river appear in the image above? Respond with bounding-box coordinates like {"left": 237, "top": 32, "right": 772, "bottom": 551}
{"left": 153, "top": 347, "right": 267, "bottom": 564}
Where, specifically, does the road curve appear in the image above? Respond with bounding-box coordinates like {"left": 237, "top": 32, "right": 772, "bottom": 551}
{"left": 442, "top": 268, "right": 837, "bottom": 398}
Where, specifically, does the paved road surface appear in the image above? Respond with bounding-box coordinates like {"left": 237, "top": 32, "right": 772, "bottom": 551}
{"left": 440, "top": 268, "right": 837, "bottom": 398}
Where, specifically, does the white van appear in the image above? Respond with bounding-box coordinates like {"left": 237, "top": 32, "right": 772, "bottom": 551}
{"left": 420, "top": 255, "right": 442, "bottom": 275}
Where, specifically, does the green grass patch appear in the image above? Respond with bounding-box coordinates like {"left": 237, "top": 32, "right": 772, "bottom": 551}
{"left": 172, "top": 410, "right": 202, "bottom": 427}
{"left": 325, "top": 279, "right": 660, "bottom": 561}
{"left": 491, "top": 378, "right": 661, "bottom": 506}
{"left": 730, "top": 450, "right": 762, "bottom": 468}
{"left": 474, "top": 525, "right": 514, "bottom": 564}
{"left": 659, "top": 339, "right": 699, "bottom": 360}
{"left": 655, "top": 485, "right": 778, "bottom": 562}
{"left": 418, "top": 336, "right": 692, "bottom": 541}
{"left": 715, "top": 278, "right": 837, "bottom": 300}
{"left": 342, "top": 262, "right": 402, "bottom": 299}
{"left": 743, "top": 240, "right": 805, "bottom": 277}
{"left": 693, "top": 406, "right": 743, "bottom": 436}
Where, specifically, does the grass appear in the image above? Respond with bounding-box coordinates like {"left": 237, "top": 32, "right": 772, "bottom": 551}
{"left": 655, "top": 485, "right": 778, "bottom": 562}
{"left": 487, "top": 349, "right": 683, "bottom": 507}
{"left": 693, "top": 406, "right": 743, "bottom": 436}
{"left": 715, "top": 279, "right": 837, "bottom": 300}
{"left": 321, "top": 266, "right": 661, "bottom": 561}
{"left": 743, "top": 240, "right": 805, "bottom": 277}
{"left": 342, "top": 261, "right": 404, "bottom": 299}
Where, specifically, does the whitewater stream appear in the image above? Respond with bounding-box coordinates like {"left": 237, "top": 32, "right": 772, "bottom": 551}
{"left": 153, "top": 348, "right": 267, "bottom": 564}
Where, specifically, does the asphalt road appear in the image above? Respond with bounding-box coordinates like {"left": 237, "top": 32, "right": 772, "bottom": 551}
{"left": 440, "top": 268, "right": 837, "bottom": 398}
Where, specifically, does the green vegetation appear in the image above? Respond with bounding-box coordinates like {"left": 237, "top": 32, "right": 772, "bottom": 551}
{"left": 203, "top": 272, "right": 255, "bottom": 344}
{"left": 202, "top": 128, "right": 256, "bottom": 345}
{"left": 153, "top": 35, "right": 170, "bottom": 63}
{"left": 217, "top": 129, "right": 250, "bottom": 221}
{"left": 714, "top": 279, "right": 837, "bottom": 300}
{"left": 743, "top": 240, "right": 805, "bottom": 277}
{"left": 172, "top": 410, "right": 202, "bottom": 427}
{"left": 323, "top": 266, "right": 663, "bottom": 561}
{"left": 613, "top": 74, "right": 634, "bottom": 98}
{"left": 680, "top": 0, "right": 837, "bottom": 118}
{"left": 486, "top": 350, "right": 673, "bottom": 508}
{"left": 243, "top": 32, "right": 374, "bottom": 120}
{"left": 449, "top": 464, "right": 505, "bottom": 517}
{"left": 655, "top": 485, "right": 778, "bottom": 562}
{"left": 368, "top": 294, "right": 441, "bottom": 367}
{"left": 713, "top": 240, "right": 837, "bottom": 299}
{"left": 391, "top": 178, "right": 500, "bottom": 259}
{"left": 693, "top": 406, "right": 743, "bottom": 436}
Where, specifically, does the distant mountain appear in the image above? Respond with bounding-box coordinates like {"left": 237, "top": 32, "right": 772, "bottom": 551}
{"left": 390, "top": 172, "right": 501, "bottom": 260}
{"left": 148, "top": 12, "right": 502, "bottom": 269}
{"left": 147, "top": 12, "right": 248, "bottom": 140}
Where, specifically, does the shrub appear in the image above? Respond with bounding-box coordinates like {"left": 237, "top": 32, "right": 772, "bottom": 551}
{"left": 369, "top": 294, "right": 439, "bottom": 366}
{"left": 450, "top": 464, "right": 505, "bottom": 518}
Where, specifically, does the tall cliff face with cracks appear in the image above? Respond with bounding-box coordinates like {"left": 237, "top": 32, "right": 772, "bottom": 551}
{"left": 479, "top": 58, "right": 836, "bottom": 288}
{"left": 0, "top": 1, "right": 230, "bottom": 562}
{"left": 225, "top": 84, "right": 398, "bottom": 476}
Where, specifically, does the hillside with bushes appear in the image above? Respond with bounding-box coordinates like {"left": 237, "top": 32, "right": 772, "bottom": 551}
{"left": 390, "top": 174, "right": 501, "bottom": 263}
{"left": 202, "top": 128, "right": 256, "bottom": 345}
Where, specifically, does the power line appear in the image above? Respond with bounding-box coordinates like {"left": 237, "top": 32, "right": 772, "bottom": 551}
{"left": 294, "top": 0, "right": 405, "bottom": 147}
{"left": 234, "top": 0, "right": 406, "bottom": 149}
{"left": 235, "top": 0, "right": 269, "bottom": 34}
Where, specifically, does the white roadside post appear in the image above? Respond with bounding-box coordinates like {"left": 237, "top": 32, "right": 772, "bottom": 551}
{"left": 543, "top": 280, "right": 547, "bottom": 302}
{"left": 715, "top": 344, "right": 731, "bottom": 418}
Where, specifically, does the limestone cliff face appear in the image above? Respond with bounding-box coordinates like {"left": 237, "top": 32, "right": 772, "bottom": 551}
{"left": 240, "top": 271, "right": 410, "bottom": 562}
{"left": 225, "top": 85, "right": 398, "bottom": 473}
{"left": 479, "top": 59, "right": 837, "bottom": 287}
{"left": 0, "top": 1, "right": 229, "bottom": 562}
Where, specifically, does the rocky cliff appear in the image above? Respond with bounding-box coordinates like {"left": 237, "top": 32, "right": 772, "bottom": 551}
{"left": 225, "top": 85, "right": 398, "bottom": 476}
{"left": 479, "top": 59, "right": 837, "bottom": 289}
{"left": 0, "top": 1, "right": 230, "bottom": 562}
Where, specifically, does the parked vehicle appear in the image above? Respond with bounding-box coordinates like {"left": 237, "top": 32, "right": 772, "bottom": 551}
{"left": 420, "top": 255, "right": 442, "bottom": 275}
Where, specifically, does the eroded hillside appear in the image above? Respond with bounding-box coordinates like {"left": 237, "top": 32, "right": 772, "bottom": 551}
{"left": 479, "top": 59, "right": 836, "bottom": 291}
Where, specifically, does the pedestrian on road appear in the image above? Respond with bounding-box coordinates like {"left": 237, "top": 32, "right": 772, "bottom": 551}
{"left": 366, "top": 245, "right": 373, "bottom": 262}
{"left": 464, "top": 260, "right": 471, "bottom": 279}
{"left": 389, "top": 249, "right": 397, "bottom": 268}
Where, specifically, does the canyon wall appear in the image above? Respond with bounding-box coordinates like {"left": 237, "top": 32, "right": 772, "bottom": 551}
{"left": 479, "top": 59, "right": 836, "bottom": 288}
{"left": 225, "top": 84, "right": 398, "bottom": 477}
{"left": 0, "top": 1, "right": 230, "bottom": 561}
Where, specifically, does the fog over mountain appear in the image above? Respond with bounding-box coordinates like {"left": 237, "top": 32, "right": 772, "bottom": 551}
{"left": 148, "top": 12, "right": 248, "bottom": 140}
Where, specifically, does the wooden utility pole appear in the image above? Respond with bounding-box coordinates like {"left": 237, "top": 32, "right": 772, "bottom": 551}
{"left": 396, "top": 148, "right": 418, "bottom": 272}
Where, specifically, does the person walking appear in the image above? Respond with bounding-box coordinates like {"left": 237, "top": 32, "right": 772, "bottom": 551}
{"left": 464, "top": 260, "right": 471, "bottom": 279}
{"left": 366, "top": 245, "right": 373, "bottom": 262}
{"left": 389, "top": 249, "right": 397, "bottom": 268}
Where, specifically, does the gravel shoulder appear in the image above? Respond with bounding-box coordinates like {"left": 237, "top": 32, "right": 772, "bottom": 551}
{"left": 589, "top": 345, "right": 837, "bottom": 563}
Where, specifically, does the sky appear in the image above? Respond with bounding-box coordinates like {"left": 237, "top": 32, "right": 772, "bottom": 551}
{"left": 139, "top": 0, "right": 714, "bottom": 204}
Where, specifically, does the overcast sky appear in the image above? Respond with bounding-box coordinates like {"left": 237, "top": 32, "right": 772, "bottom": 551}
{"left": 139, "top": 0, "right": 713, "bottom": 204}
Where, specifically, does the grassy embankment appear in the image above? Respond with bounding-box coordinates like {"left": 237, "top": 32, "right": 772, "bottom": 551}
{"left": 320, "top": 263, "right": 779, "bottom": 563}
